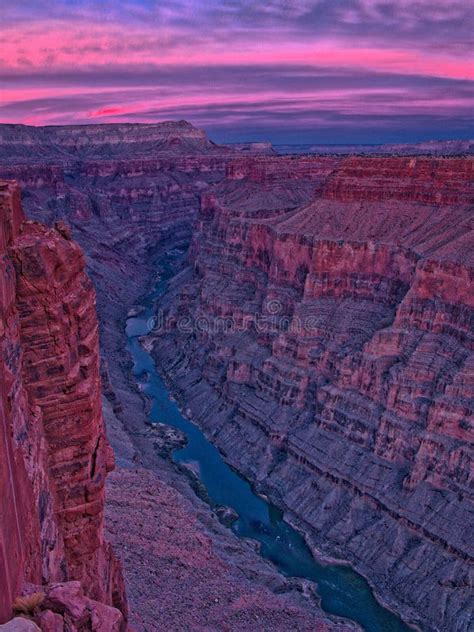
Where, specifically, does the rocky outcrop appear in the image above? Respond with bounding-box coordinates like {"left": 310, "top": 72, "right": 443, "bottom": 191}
{"left": 0, "top": 181, "right": 126, "bottom": 627}
{"left": 152, "top": 155, "right": 474, "bottom": 632}
{"left": 0, "top": 181, "right": 46, "bottom": 621}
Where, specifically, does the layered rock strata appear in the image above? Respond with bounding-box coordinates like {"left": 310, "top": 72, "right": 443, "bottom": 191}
{"left": 0, "top": 121, "right": 216, "bottom": 161}
{"left": 0, "top": 126, "right": 362, "bottom": 630}
{"left": 152, "top": 156, "right": 474, "bottom": 632}
{"left": 2, "top": 123, "right": 472, "bottom": 630}
{"left": 0, "top": 181, "right": 126, "bottom": 627}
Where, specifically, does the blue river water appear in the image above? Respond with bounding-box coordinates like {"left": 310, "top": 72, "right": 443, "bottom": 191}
{"left": 125, "top": 265, "right": 413, "bottom": 632}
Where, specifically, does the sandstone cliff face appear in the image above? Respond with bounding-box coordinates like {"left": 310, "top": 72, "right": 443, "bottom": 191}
{"left": 152, "top": 155, "right": 474, "bottom": 632}
{"left": 0, "top": 181, "right": 126, "bottom": 628}
{"left": 1, "top": 182, "right": 48, "bottom": 620}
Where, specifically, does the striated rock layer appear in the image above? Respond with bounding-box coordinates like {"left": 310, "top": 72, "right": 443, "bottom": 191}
{"left": 152, "top": 155, "right": 474, "bottom": 632}
{"left": 0, "top": 181, "right": 126, "bottom": 628}
{"left": 1, "top": 123, "right": 473, "bottom": 630}
{"left": 0, "top": 125, "right": 360, "bottom": 631}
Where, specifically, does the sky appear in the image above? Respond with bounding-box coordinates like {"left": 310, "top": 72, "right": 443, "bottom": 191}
{"left": 0, "top": 0, "right": 473, "bottom": 143}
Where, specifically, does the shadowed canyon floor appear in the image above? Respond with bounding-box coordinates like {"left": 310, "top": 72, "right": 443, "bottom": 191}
{"left": 0, "top": 122, "right": 472, "bottom": 632}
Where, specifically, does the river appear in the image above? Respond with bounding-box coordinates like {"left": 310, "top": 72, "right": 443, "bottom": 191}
{"left": 125, "top": 260, "right": 413, "bottom": 632}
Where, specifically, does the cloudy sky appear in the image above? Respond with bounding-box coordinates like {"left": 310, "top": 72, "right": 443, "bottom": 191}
{"left": 1, "top": 0, "right": 473, "bottom": 143}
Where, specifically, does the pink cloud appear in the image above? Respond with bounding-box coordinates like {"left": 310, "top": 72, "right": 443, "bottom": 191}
{"left": 88, "top": 106, "right": 129, "bottom": 118}
{"left": 0, "top": 2, "right": 471, "bottom": 141}
{"left": 0, "top": 21, "right": 472, "bottom": 81}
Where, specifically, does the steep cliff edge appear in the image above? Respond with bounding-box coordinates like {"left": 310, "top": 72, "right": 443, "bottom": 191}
{"left": 152, "top": 155, "right": 474, "bottom": 632}
{"left": 0, "top": 180, "right": 127, "bottom": 629}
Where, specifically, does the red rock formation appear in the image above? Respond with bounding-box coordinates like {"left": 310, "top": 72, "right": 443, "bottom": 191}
{"left": 0, "top": 126, "right": 354, "bottom": 632}
{"left": 1, "top": 123, "right": 472, "bottom": 630}
{"left": 1, "top": 182, "right": 47, "bottom": 622}
{"left": 153, "top": 155, "right": 474, "bottom": 631}
{"left": 0, "top": 181, "right": 126, "bottom": 627}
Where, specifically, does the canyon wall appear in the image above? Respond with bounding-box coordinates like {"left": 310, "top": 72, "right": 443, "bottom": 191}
{"left": 1, "top": 123, "right": 472, "bottom": 631}
{"left": 0, "top": 122, "right": 253, "bottom": 343}
{"left": 0, "top": 123, "right": 359, "bottom": 631}
{"left": 152, "top": 155, "right": 474, "bottom": 632}
{"left": 0, "top": 180, "right": 126, "bottom": 628}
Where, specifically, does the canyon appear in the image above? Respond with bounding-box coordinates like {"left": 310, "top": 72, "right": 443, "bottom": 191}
{"left": 0, "top": 123, "right": 360, "bottom": 631}
{"left": 0, "top": 122, "right": 472, "bottom": 632}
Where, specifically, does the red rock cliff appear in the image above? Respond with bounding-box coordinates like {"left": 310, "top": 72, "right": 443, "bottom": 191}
{"left": 0, "top": 181, "right": 127, "bottom": 628}
{"left": 154, "top": 155, "right": 474, "bottom": 632}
